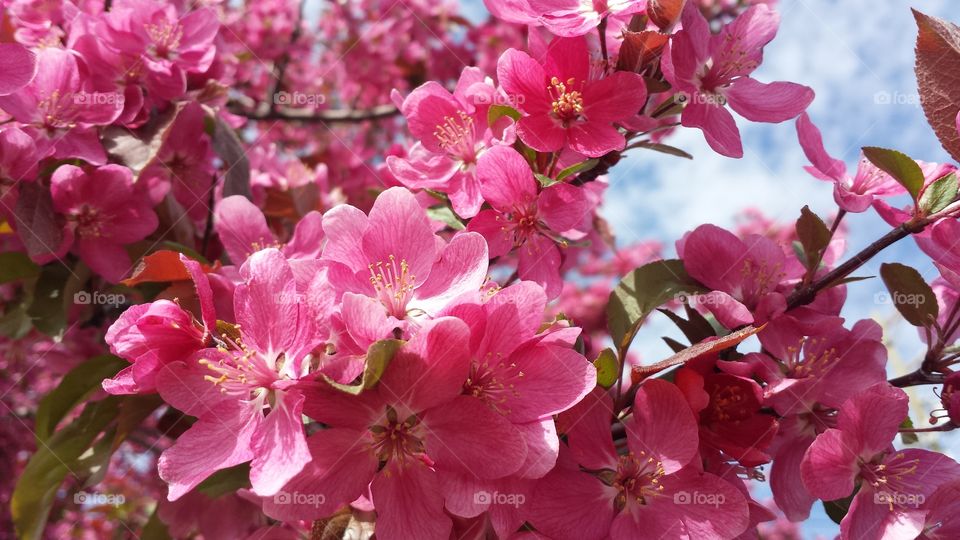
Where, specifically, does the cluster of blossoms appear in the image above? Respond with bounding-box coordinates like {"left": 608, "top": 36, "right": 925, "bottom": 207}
{"left": 3, "top": 0, "right": 960, "bottom": 539}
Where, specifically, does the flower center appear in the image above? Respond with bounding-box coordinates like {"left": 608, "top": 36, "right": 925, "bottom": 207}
{"left": 496, "top": 206, "right": 540, "bottom": 247}
{"left": 860, "top": 452, "right": 922, "bottom": 509}
{"left": 463, "top": 353, "right": 522, "bottom": 415}
{"left": 548, "top": 77, "right": 584, "bottom": 123}
{"left": 611, "top": 452, "right": 666, "bottom": 510}
{"left": 370, "top": 406, "right": 425, "bottom": 466}
{"left": 73, "top": 205, "right": 104, "bottom": 238}
{"left": 705, "top": 382, "right": 751, "bottom": 423}
{"left": 368, "top": 255, "right": 416, "bottom": 319}
{"left": 144, "top": 20, "right": 183, "bottom": 58}
{"left": 433, "top": 111, "right": 477, "bottom": 162}
{"left": 785, "top": 337, "right": 838, "bottom": 378}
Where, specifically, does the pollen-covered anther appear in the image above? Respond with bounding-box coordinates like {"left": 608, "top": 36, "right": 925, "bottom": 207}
{"left": 548, "top": 77, "right": 584, "bottom": 121}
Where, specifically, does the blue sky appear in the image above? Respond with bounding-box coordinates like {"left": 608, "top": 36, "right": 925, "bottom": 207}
{"left": 460, "top": 0, "right": 958, "bottom": 536}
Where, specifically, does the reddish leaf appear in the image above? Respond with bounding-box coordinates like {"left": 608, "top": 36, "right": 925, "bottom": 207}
{"left": 648, "top": 0, "right": 686, "bottom": 29}
{"left": 914, "top": 10, "right": 960, "bottom": 163}
{"left": 121, "top": 250, "right": 215, "bottom": 286}
{"left": 617, "top": 30, "right": 670, "bottom": 73}
{"left": 631, "top": 324, "right": 764, "bottom": 383}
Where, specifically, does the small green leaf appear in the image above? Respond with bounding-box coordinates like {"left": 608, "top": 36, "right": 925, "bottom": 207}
{"left": 879, "top": 263, "right": 938, "bottom": 327}
{"left": 593, "top": 348, "right": 619, "bottom": 389}
{"left": 0, "top": 252, "right": 38, "bottom": 283}
{"left": 488, "top": 104, "right": 521, "bottom": 126}
{"left": 535, "top": 173, "right": 559, "bottom": 188}
{"left": 606, "top": 260, "right": 705, "bottom": 355}
{"left": 795, "top": 206, "right": 832, "bottom": 270}
{"left": 630, "top": 141, "right": 693, "bottom": 159}
{"left": 28, "top": 263, "right": 72, "bottom": 337}
{"left": 862, "top": 146, "right": 925, "bottom": 201}
{"left": 555, "top": 159, "right": 600, "bottom": 181}
{"left": 899, "top": 417, "right": 919, "bottom": 445}
{"left": 35, "top": 354, "right": 127, "bottom": 442}
{"left": 140, "top": 507, "right": 172, "bottom": 540}
{"left": 426, "top": 206, "right": 465, "bottom": 230}
{"left": 919, "top": 171, "right": 958, "bottom": 215}
{"left": 196, "top": 463, "right": 252, "bottom": 497}
{"left": 325, "top": 339, "right": 403, "bottom": 394}
{"left": 823, "top": 493, "right": 856, "bottom": 525}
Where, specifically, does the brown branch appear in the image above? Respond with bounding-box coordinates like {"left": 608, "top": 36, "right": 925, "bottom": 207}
{"left": 232, "top": 104, "right": 400, "bottom": 124}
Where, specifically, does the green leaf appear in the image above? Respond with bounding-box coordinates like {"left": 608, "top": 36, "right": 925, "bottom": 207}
{"left": 900, "top": 417, "right": 919, "bottom": 445}
{"left": 426, "top": 206, "right": 465, "bottom": 230}
{"left": 535, "top": 173, "right": 558, "bottom": 188}
{"left": 12, "top": 397, "right": 121, "bottom": 540}
{"left": 0, "top": 252, "right": 38, "bottom": 283}
{"left": 488, "top": 104, "right": 521, "bottom": 127}
{"left": 606, "top": 259, "right": 705, "bottom": 354}
{"left": 862, "top": 147, "right": 925, "bottom": 201}
{"left": 27, "top": 263, "right": 72, "bottom": 337}
{"left": 879, "top": 263, "right": 938, "bottom": 327}
{"left": 795, "top": 206, "right": 832, "bottom": 270}
{"left": 555, "top": 159, "right": 600, "bottom": 181}
{"left": 919, "top": 171, "right": 958, "bottom": 215}
{"left": 35, "top": 354, "right": 127, "bottom": 442}
{"left": 325, "top": 339, "right": 403, "bottom": 394}
{"left": 140, "top": 507, "right": 172, "bottom": 540}
{"left": 593, "top": 348, "right": 619, "bottom": 389}
{"left": 196, "top": 463, "right": 252, "bottom": 497}
{"left": 629, "top": 141, "right": 693, "bottom": 159}
{"left": 823, "top": 494, "right": 856, "bottom": 525}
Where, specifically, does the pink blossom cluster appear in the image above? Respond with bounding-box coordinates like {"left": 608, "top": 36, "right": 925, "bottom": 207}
{"left": 2, "top": 0, "right": 960, "bottom": 539}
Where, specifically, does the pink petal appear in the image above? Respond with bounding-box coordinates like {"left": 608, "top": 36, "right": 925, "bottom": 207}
{"left": 465, "top": 210, "right": 514, "bottom": 258}
{"left": 362, "top": 187, "right": 438, "bottom": 280}
{"left": 726, "top": 77, "right": 814, "bottom": 123}
{"left": 411, "top": 232, "right": 488, "bottom": 316}
{"left": 236, "top": 249, "right": 302, "bottom": 362}
{"left": 562, "top": 387, "right": 618, "bottom": 470}
{"left": 567, "top": 120, "right": 627, "bottom": 158}
{"left": 321, "top": 203, "right": 369, "bottom": 271}
{"left": 627, "top": 379, "right": 699, "bottom": 474}
{"left": 770, "top": 435, "right": 817, "bottom": 521}
{"left": 156, "top": 355, "right": 231, "bottom": 416}
{"left": 838, "top": 383, "right": 908, "bottom": 457}
{"left": 503, "top": 343, "right": 595, "bottom": 423}
{"left": 371, "top": 461, "right": 452, "bottom": 539}
{"left": 158, "top": 401, "right": 260, "bottom": 501}
{"left": 582, "top": 71, "right": 646, "bottom": 123}
{"left": 478, "top": 145, "right": 538, "bottom": 210}
{"left": 538, "top": 182, "right": 592, "bottom": 234}
{"left": 518, "top": 235, "right": 562, "bottom": 299}
{"left": 249, "top": 391, "right": 312, "bottom": 496}
{"left": 681, "top": 100, "right": 743, "bottom": 158}
{"left": 516, "top": 418, "right": 561, "bottom": 479}
{"left": 283, "top": 210, "right": 324, "bottom": 260}
{"left": 262, "top": 427, "right": 378, "bottom": 521}
{"left": 497, "top": 49, "right": 550, "bottom": 114}
{"left": 0, "top": 43, "right": 37, "bottom": 95}
{"left": 516, "top": 113, "right": 567, "bottom": 153}
{"left": 75, "top": 239, "right": 132, "bottom": 284}
{"left": 800, "top": 428, "right": 859, "bottom": 501}
{"left": 527, "top": 467, "right": 615, "bottom": 540}
{"left": 214, "top": 195, "right": 275, "bottom": 265}
{"left": 543, "top": 37, "right": 590, "bottom": 85}
{"left": 423, "top": 395, "right": 527, "bottom": 479}
{"left": 795, "top": 112, "right": 847, "bottom": 181}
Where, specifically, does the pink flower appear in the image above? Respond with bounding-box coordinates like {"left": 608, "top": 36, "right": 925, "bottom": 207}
{"left": 796, "top": 113, "right": 907, "bottom": 212}
{"left": 0, "top": 127, "right": 39, "bottom": 210}
{"left": 919, "top": 479, "right": 960, "bottom": 539}
{"left": 529, "top": 0, "right": 646, "bottom": 37}
{"left": 0, "top": 48, "right": 122, "bottom": 164}
{"left": 801, "top": 384, "right": 960, "bottom": 539}
{"left": 100, "top": 0, "right": 219, "bottom": 99}
{"left": 497, "top": 37, "right": 646, "bottom": 157}
{"left": 527, "top": 383, "right": 750, "bottom": 540}
{"left": 156, "top": 249, "right": 326, "bottom": 500}
{"left": 387, "top": 67, "right": 509, "bottom": 218}
{"left": 436, "top": 281, "right": 596, "bottom": 536}
{"left": 103, "top": 255, "right": 214, "bottom": 395}
{"left": 214, "top": 195, "right": 324, "bottom": 265}
{"left": 321, "top": 187, "right": 489, "bottom": 322}
{"left": 268, "top": 318, "right": 527, "bottom": 538}
{"left": 662, "top": 4, "right": 813, "bottom": 158}
{"left": 466, "top": 146, "right": 593, "bottom": 298}
{"left": 678, "top": 224, "right": 793, "bottom": 327}
{"left": 140, "top": 103, "right": 218, "bottom": 211}
{"left": 742, "top": 318, "right": 887, "bottom": 520}
{"left": 51, "top": 164, "right": 158, "bottom": 282}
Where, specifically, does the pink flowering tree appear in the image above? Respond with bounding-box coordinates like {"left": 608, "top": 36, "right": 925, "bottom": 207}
{"left": 3, "top": 0, "right": 960, "bottom": 539}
